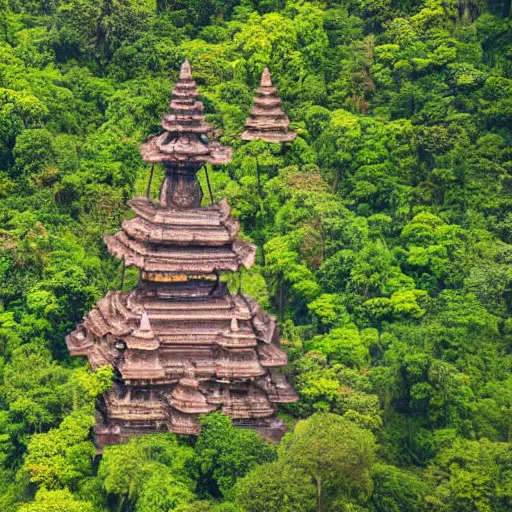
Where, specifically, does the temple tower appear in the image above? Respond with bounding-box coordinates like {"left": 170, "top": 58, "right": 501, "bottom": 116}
{"left": 242, "top": 67, "right": 297, "bottom": 143}
{"left": 66, "top": 61, "right": 297, "bottom": 448}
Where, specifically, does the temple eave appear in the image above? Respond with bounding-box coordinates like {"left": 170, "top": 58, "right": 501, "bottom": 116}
{"left": 241, "top": 130, "right": 297, "bottom": 143}
{"left": 104, "top": 232, "right": 253, "bottom": 274}
{"left": 121, "top": 218, "right": 233, "bottom": 247}
{"left": 245, "top": 118, "right": 290, "bottom": 130}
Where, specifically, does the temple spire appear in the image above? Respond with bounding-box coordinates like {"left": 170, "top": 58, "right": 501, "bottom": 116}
{"left": 141, "top": 60, "right": 232, "bottom": 167}
{"left": 242, "top": 67, "right": 296, "bottom": 144}
{"left": 139, "top": 312, "right": 151, "bottom": 331}
{"left": 104, "top": 61, "right": 256, "bottom": 276}
{"left": 260, "top": 67, "right": 272, "bottom": 88}
{"left": 140, "top": 60, "right": 232, "bottom": 209}
{"left": 130, "top": 312, "right": 156, "bottom": 342}
{"left": 180, "top": 59, "right": 192, "bottom": 80}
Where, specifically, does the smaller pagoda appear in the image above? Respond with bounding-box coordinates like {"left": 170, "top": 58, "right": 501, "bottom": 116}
{"left": 242, "top": 68, "right": 296, "bottom": 144}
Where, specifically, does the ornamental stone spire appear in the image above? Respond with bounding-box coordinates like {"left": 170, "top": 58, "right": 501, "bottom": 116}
{"left": 141, "top": 60, "right": 232, "bottom": 209}
{"left": 141, "top": 60, "right": 231, "bottom": 166}
{"left": 66, "top": 61, "right": 297, "bottom": 449}
{"left": 242, "top": 67, "right": 296, "bottom": 143}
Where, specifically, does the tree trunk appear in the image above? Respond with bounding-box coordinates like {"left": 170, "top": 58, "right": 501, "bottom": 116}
{"left": 256, "top": 158, "right": 261, "bottom": 198}
{"left": 316, "top": 476, "right": 322, "bottom": 512}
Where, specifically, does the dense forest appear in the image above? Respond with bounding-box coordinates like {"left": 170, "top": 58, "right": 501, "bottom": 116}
{"left": 1, "top": 0, "right": 512, "bottom": 510}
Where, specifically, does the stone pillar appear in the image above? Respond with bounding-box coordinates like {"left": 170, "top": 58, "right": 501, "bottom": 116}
{"left": 159, "top": 163, "right": 203, "bottom": 209}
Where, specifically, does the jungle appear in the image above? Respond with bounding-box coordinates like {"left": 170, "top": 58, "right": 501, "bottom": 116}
{"left": 1, "top": 0, "right": 512, "bottom": 511}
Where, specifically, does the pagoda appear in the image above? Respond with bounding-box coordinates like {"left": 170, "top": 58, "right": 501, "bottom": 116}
{"left": 241, "top": 67, "right": 297, "bottom": 143}
{"left": 66, "top": 60, "right": 297, "bottom": 448}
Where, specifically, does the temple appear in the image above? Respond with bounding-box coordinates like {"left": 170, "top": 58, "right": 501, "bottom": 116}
{"left": 66, "top": 60, "right": 297, "bottom": 448}
{"left": 242, "top": 67, "right": 297, "bottom": 143}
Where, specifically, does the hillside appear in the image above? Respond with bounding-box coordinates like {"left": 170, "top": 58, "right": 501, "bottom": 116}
{"left": 1, "top": 1, "right": 512, "bottom": 511}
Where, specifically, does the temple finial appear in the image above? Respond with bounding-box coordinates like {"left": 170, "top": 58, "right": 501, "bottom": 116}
{"left": 261, "top": 67, "right": 272, "bottom": 87}
{"left": 129, "top": 311, "right": 156, "bottom": 341}
{"left": 180, "top": 59, "right": 193, "bottom": 80}
{"left": 139, "top": 312, "right": 151, "bottom": 331}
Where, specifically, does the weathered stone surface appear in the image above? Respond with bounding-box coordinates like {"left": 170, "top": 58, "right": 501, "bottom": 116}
{"left": 67, "top": 280, "right": 296, "bottom": 445}
{"left": 105, "top": 231, "right": 255, "bottom": 274}
{"left": 105, "top": 196, "right": 256, "bottom": 275}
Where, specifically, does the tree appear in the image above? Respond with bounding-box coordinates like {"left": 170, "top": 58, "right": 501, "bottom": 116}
{"left": 18, "top": 489, "right": 94, "bottom": 512}
{"left": 2, "top": 345, "right": 72, "bottom": 439}
{"left": 22, "top": 409, "right": 96, "bottom": 490}
{"left": 135, "top": 472, "right": 195, "bottom": 512}
{"left": 370, "top": 464, "right": 429, "bottom": 512}
{"left": 231, "top": 461, "right": 316, "bottom": 512}
{"left": 22, "top": 367, "right": 113, "bottom": 490}
{"left": 99, "top": 434, "right": 195, "bottom": 511}
{"left": 194, "top": 413, "right": 277, "bottom": 497}
{"left": 13, "top": 129, "right": 56, "bottom": 178}
{"left": 56, "top": 0, "right": 157, "bottom": 63}
{"left": 425, "top": 438, "right": 512, "bottom": 511}
{"left": 280, "top": 413, "right": 377, "bottom": 512}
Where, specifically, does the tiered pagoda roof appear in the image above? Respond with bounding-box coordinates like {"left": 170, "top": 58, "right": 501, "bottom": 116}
{"left": 141, "top": 60, "right": 231, "bottom": 165}
{"left": 105, "top": 196, "right": 255, "bottom": 276}
{"left": 66, "top": 61, "right": 297, "bottom": 448}
{"left": 241, "top": 68, "right": 297, "bottom": 144}
{"left": 67, "top": 282, "right": 288, "bottom": 382}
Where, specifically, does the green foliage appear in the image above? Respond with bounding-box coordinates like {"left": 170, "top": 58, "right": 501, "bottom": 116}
{"left": 18, "top": 489, "right": 94, "bottom": 512}
{"left": 21, "top": 367, "right": 113, "bottom": 490}
{"left": 99, "top": 433, "right": 195, "bottom": 511}
{"left": 370, "top": 463, "right": 429, "bottom": 512}
{"left": 425, "top": 438, "right": 512, "bottom": 511}
{"left": 195, "top": 413, "right": 277, "bottom": 497}
{"left": 280, "top": 413, "right": 377, "bottom": 511}
{"left": 231, "top": 460, "right": 316, "bottom": 512}
{"left": 0, "top": 1, "right": 512, "bottom": 511}
{"left": 23, "top": 409, "right": 96, "bottom": 490}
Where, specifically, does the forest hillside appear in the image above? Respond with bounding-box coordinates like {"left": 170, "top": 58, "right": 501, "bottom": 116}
{"left": 1, "top": 0, "right": 512, "bottom": 511}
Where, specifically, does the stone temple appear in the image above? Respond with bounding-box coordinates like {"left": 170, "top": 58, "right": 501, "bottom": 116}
{"left": 66, "top": 61, "right": 298, "bottom": 448}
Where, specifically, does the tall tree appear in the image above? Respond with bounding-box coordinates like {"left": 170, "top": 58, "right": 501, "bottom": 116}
{"left": 280, "top": 412, "right": 376, "bottom": 512}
